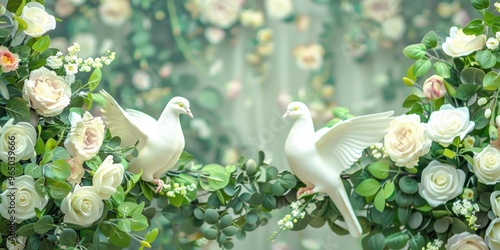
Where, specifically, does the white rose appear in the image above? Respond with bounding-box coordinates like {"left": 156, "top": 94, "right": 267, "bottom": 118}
{"left": 265, "top": 0, "right": 293, "bottom": 20}
{"left": 292, "top": 44, "right": 325, "bottom": 71}
{"left": 99, "top": 0, "right": 132, "bottom": 26}
{"left": 200, "top": 0, "right": 242, "bottom": 28}
{"left": 491, "top": 191, "right": 500, "bottom": 217}
{"left": 446, "top": 232, "right": 488, "bottom": 250}
{"left": 20, "top": 2, "right": 56, "bottom": 37}
{"left": 22, "top": 67, "right": 71, "bottom": 117}
{"left": 61, "top": 186, "right": 104, "bottom": 227}
{"left": 473, "top": 145, "right": 500, "bottom": 185}
{"left": 0, "top": 119, "right": 36, "bottom": 163}
{"left": 442, "top": 26, "right": 486, "bottom": 58}
{"left": 384, "top": 114, "right": 431, "bottom": 168}
{"left": 93, "top": 155, "right": 124, "bottom": 199}
{"left": 0, "top": 176, "right": 48, "bottom": 223}
{"left": 67, "top": 157, "right": 85, "bottom": 185}
{"left": 418, "top": 161, "right": 465, "bottom": 207}
{"left": 240, "top": 9, "right": 264, "bottom": 29}
{"left": 64, "top": 112, "right": 105, "bottom": 160}
{"left": 426, "top": 104, "right": 475, "bottom": 145}
{"left": 486, "top": 218, "right": 500, "bottom": 249}
{"left": 6, "top": 236, "right": 27, "bottom": 250}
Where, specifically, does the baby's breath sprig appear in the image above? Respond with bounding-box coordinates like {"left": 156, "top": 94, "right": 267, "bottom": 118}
{"left": 164, "top": 181, "right": 196, "bottom": 197}
{"left": 422, "top": 239, "right": 443, "bottom": 250}
{"left": 452, "top": 199, "right": 480, "bottom": 230}
{"left": 269, "top": 194, "right": 323, "bottom": 241}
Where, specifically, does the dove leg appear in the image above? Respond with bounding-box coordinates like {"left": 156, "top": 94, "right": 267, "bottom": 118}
{"left": 151, "top": 179, "right": 165, "bottom": 193}
{"left": 297, "top": 186, "right": 315, "bottom": 198}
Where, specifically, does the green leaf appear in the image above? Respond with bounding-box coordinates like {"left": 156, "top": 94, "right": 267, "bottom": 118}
{"left": 280, "top": 174, "right": 297, "bottom": 189}
{"left": 433, "top": 62, "right": 451, "bottom": 78}
{"left": 5, "top": 97, "right": 30, "bottom": 122}
{"left": 374, "top": 189, "right": 386, "bottom": 212}
{"left": 476, "top": 50, "right": 497, "bottom": 69}
{"left": 455, "top": 84, "right": 478, "bottom": 101}
{"left": 483, "top": 71, "right": 500, "bottom": 91}
{"left": 355, "top": 178, "right": 381, "bottom": 197}
{"left": 45, "top": 178, "right": 71, "bottom": 200}
{"left": 0, "top": 15, "right": 15, "bottom": 38}
{"left": 25, "top": 163, "right": 42, "bottom": 178}
{"left": 200, "top": 164, "right": 230, "bottom": 191}
{"left": 398, "top": 207, "right": 412, "bottom": 225}
{"left": 204, "top": 209, "right": 219, "bottom": 224}
{"left": 109, "top": 226, "right": 131, "bottom": 248}
{"left": 385, "top": 232, "right": 409, "bottom": 249}
{"left": 130, "top": 214, "right": 148, "bottom": 231}
{"left": 461, "top": 67, "right": 485, "bottom": 85}
{"left": 48, "top": 159, "right": 71, "bottom": 181}
{"left": 412, "top": 58, "right": 431, "bottom": 77}
{"left": 222, "top": 226, "right": 238, "bottom": 236}
{"left": 202, "top": 228, "right": 218, "bottom": 240}
{"left": 409, "top": 234, "right": 425, "bottom": 250}
{"left": 402, "top": 94, "right": 421, "bottom": 108}
{"left": 463, "top": 18, "right": 485, "bottom": 35}
{"left": 384, "top": 180, "right": 395, "bottom": 199}
{"left": 368, "top": 233, "right": 386, "bottom": 250}
{"left": 399, "top": 176, "right": 418, "bottom": 194}
{"left": 421, "top": 31, "right": 438, "bottom": 49}
{"left": 471, "top": 0, "right": 489, "bottom": 10}
{"left": 144, "top": 228, "right": 159, "bottom": 243}
{"left": 367, "top": 161, "right": 390, "bottom": 180}
{"left": 402, "top": 44, "right": 427, "bottom": 60}
{"left": 493, "top": 17, "right": 500, "bottom": 33}
{"left": 485, "top": 11, "right": 496, "bottom": 26}
{"left": 32, "top": 36, "right": 51, "bottom": 53}
{"left": 443, "top": 148, "right": 456, "bottom": 159}
{"left": 34, "top": 215, "right": 54, "bottom": 234}
{"left": 88, "top": 68, "right": 102, "bottom": 91}
{"left": 59, "top": 229, "right": 77, "bottom": 248}
{"left": 16, "top": 223, "right": 35, "bottom": 237}
{"left": 408, "top": 212, "right": 423, "bottom": 229}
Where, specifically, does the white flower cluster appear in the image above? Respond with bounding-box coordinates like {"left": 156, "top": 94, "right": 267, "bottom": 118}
{"left": 453, "top": 199, "right": 480, "bottom": 230}
{"left": 46, "top": 42, "right": 116, "bottom": 84}
{"left": 369, "top": 143, "right": 388, "bottom": 159}
{"left": 277, "top": 200, "right": 306, "bottom": 230}
{"left": 164, "top": 182, "right": 197, "bottom": 197}
{"left": 486, "top": 32, "right": 500, "bottom": 50}
{"left": 495, "top": 2, "right": 500, "bottom": 12}
{"left": 423, "top": 239, "right": 443, "bottom": 250}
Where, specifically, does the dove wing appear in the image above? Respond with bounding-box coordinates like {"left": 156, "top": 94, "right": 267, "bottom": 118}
{"left": 314, "top": 111, "right": 394, "bottom": 170}
{"left": 100, "top": 90, "right": 148, "bottom": 150}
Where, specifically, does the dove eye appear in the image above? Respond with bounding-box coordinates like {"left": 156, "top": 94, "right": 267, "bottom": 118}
{"left": 293, "top": 106, "right": 299, "bottom": 111}
{"left": 179, "top": 103, "right": 184, "bottom": 108}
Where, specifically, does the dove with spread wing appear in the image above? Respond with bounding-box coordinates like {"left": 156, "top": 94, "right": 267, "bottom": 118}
{"left": 99, "top": 90, "right": 193, "bottom": 192}
{"left": 283, "top": 101, "right": 393, "bottom": 238}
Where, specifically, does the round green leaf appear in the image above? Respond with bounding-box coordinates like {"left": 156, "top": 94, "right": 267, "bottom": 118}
{"left": 463, "top": 18, "right": 485, "bottom": 35}
{"left": 368, "top": 233, "right": 386, "bottom": 250}
{"left": 476, "top": 50, "right": 497, "bottom": 69}
{"left": 434, "top": 218, "right": 450, "bottom": 233}
{"left": 202, "top": 228, "right": 218, "bottom": 240}
{"left": 399, "top": 176, "right": 418, "bottom": 194}
{"left": 408, "top": 212, "right": 423, "bottom": 229}
{"left": 433, "top": 62, "right": 451, "bottom": 78}
{"left": 367, "top": 161, "right": 390, "bottom": 180}
{"left": 397, "top": 207, "right": 412, "bottom": 225}
{"left": 460, "top": 67, "right": 485, "bottom": 85}
{"left": 471, "top": 0, "right": 489, "bottom": 10}
{"left": 403, "top": 44, "right": 427, "bottom": 60}
{"left": 421, "top": 31, "right": 438, "bottom": 49}
{"left": 385, "top": 232, "right": 410, "bottom": 249}
{"left": 219, "top": 214, "right": 233, "bottom": 228}
{"left": 222, "top": 226, "right": 238, "bottom": 236}
{"left": 204, "top": 209, "right": 219, "bottom": 224}
{"left": 483, "top": 71, "right": 500, "bottom": 91}
{"left": 355, "top": 178, "right": 381, "bottom": 197}
{"left": 412, "top": 58, "right": 431, "bottom": 77}
{"left": 409, "top": 234, "right": 425, "bottom": 250}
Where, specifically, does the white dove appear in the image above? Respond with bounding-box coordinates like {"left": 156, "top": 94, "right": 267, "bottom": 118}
{"left": 99, "top": 90, "right": 193, "bottom": 193}
{"left": 283, "top": 102, "right": 393, "bottom": 238}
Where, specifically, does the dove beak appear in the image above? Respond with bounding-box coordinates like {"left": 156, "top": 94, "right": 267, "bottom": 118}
{"left": 282, "top": 111, "right": 290, "bottom": 118}
{"left": 185, "top": 109, "right": 194, "bottom": 118}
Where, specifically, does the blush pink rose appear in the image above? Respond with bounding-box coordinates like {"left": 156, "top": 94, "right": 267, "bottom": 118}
{"left": 0, "top": 46, "right": 20, "bottom": 73}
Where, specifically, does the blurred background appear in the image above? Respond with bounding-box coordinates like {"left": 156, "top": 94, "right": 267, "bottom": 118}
{"left": 43, "top": 0, "right": 476, "bottom": 249}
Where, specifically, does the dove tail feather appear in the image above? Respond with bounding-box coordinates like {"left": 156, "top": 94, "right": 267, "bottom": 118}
{"left": 325, "top": 184, "right": 362, "bottom": 238}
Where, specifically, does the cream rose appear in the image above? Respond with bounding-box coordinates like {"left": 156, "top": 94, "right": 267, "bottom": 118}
{"left": 486, "top": 218, "right": 500, "bottom": 249}
{"left": 61, "top": 186, "right": 104, "bottom": 227}
{"left": 423, "top": 75, "right": 447, "bottom": 100}
{"left": 0, "top": 119, "right": 36, "bottom": 163}
{"left": 0, "top": 176, "right": 48, "bottom": 223}
{"left": 0, "top": 46, "right": 20, "bottom": 73}
{"left": 99, "top": 0, "right": 132, "bottom": 26}
{"left": 200, "top": 0, "right": 242, "bottom": 28}
{"left": 426, "top": 104, "right": 475, "bottom": 145}
{"left": 418, "top": 161, "right": 465, "bottom": 207}
{"left": 384, "top": 114, "right": 431, "bottom": 168}
{"left": 64, "top": 112, "right": 105, "bottom": 161}
{"left": 205, "top": 27, "right": 225, "bottom": 44}
{"left": 293, "top": 44, "right": 325, "bottom": 71}
{"left": 446, "top": 232, "right": 488, "bottom": 250}
{"left": 240, "top": 9, "right": 264, "bottom": 29}
{"left": 491, "top": 191, "right": 500, "bottom": 217}
{"left": 67, "top": 157, "right": 85, "bottom": 185}
{"left": 93, "top": 155, "right": 124, "bottom": 199}
{"left": 20, "top": 2, "right": 56, "bottom": 37}
{"left": 442, "top": 26, "right": 486, "bottom": 58}
{"left": 22, "top": 67, "right": 71, "bottom": 117}
{"left": 473, "top": 145, "right": 500, "bottom": 185}
{"left": 265, "top": 0, "right": 293, "bottom": 20}
{"left": 381, "top": 15, "right": 406, "bottom": 41}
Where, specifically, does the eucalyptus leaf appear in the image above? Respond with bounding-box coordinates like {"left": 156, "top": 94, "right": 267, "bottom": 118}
{"left": 483, "top": 71, "right": 500, "bottom": 91}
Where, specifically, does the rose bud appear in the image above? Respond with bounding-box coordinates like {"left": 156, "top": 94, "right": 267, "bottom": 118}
{"left": 423, "top": 75, "right": 447, "bottom": 100}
